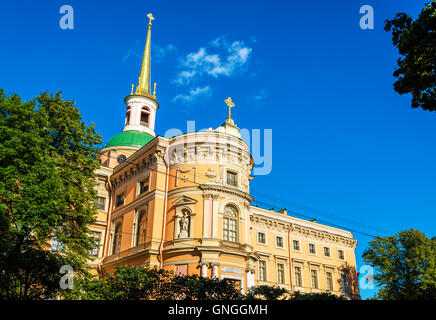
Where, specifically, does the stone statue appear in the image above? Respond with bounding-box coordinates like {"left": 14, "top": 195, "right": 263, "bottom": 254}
{"left": 178, "top": 211, "right": 190, "bottom": 238}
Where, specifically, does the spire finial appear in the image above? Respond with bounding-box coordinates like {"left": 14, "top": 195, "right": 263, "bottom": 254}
{"left": 224, "top": 97, "right": 235, "bottom": 119}
{"left": 131, "top": 83, "right": 134, "bottom": 95}
{"left": 135, "top": 13, "right": 155, "bottom": 98}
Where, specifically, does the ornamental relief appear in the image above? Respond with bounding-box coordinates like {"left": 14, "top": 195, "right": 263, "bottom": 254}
{"left": 168, "top": 144, "right": 250, "bottom": 167}
{"left": 249, "top": 215, "right": 356, "bottom": 248}
{"left": 111, "top": 152, "right": 160, "bottom": 188}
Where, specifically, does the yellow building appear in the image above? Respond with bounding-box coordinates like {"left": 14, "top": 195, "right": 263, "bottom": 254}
{"left": 93, "top": 14, "right": 360, "bottom": 299}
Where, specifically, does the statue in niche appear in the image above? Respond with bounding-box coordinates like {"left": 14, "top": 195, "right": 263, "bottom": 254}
{"left": 178, "top": 210, "right": 190, "bottom": 238}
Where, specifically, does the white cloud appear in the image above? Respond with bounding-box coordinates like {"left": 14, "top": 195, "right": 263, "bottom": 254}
{"left": 251, "top": 89, "right": 269, "bottom": 102}
{"left": 172, "top": 86, "right": 212, "bottom": 105}
{"left": 173, "top": 36, "right": 253, "bottom": 85}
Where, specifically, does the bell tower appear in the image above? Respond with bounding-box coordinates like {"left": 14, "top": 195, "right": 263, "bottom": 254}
{"left": 123, "top": 13, "right": 159, "bottom": 138}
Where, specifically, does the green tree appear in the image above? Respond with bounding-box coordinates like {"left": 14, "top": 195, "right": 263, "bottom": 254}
{"left": 64, "top": 265, "right": 243, "bottom": 300}
{"left": 0, "top": 90, "right": 101, "bottom": 299}
{"left": 384, "top": 1, "right": 436, "bottom": 111}
{"left": 246, "top": 285, "right": 289, "bottom": 300}
{"left": 362, "top": 229, "right": 436, "bottom": 300}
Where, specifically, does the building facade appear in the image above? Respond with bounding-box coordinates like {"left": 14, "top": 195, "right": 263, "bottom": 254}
{"left": 91, "top": 14, "right": 360, "bottom": 299}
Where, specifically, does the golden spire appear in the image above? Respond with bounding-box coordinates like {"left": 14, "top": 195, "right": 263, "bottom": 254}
{"left": 135, "top": 13, "right": 155, "bottom": 97}
{"left": 224, "top": 97, "right": 235, "bottom": 119}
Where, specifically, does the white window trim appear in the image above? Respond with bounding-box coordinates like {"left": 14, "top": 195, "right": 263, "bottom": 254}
{"left": 308, "top": 243, "right": 317, "bottom": 256}
{"left": 292, "top": 239, "right": 301, "bottom": 252}
{"left": 310, "top": 268, "right": 319, "bottom": 290}
{"left": 257, "top": 231, "right": 267, "bottom": 245}
{"left": 325, "top": 270, "right": 334, "bottom": 291}
{"left": 323, "top": 246, "right": 332, "bottom": 258}
{"left": 137, "top": 173, "right": 151, "bottom": 196}
{"left": 338, "top": 249, "right": 345, "bottom": 261}
{"left": 294, "top": 264, "right": 303, "bottom": 288}
{"left": 276, "top": 262, "right": 286, "bottom": 284}
{"left": 258, "top": 260, "right": 267, "bottom": 282}
{"left": 275, "top": 235, "right": 284, "bottom": 249}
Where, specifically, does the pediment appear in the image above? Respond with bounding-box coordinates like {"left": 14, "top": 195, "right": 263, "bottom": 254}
{"left": 173, "top": 195, "right": 197, "bottom": 206}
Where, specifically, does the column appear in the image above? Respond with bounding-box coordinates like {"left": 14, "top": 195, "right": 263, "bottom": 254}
{"left": 201, "top": 263, "right": 208, "bottom": 278}
{"left": 212, "top": 264, "right": 219, "bottom": 279}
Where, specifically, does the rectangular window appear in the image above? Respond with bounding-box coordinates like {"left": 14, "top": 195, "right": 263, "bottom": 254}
{"left": 276, "top": 236, "right": 283, "bottom": 248}
{"left": 259, "top": 260, "right": 267, "bottom": 282}
{"left": 277, "top": 263, "right": 285, "bottom": 284}
{"left": 309, "top": 243, "right": 316, "bottom": 254}
{"left": 226, "top": 171, "right": 237, "bottom": 187}
{"left": 311, "top": 270, "right": 318, "bottom": 289}
{"left": 175, "top": 264, "right": 188, "bottom": 276}
{"left": 338, "top": 250, "right": 345, "bottom": 260}
{"left": 225, "top": 279, "right": 241, "bottom": 291}
{"left": 324, "top": 247, "right": 331, "bottom": 257}
{"left": 94, "top": 197, "right": 105, "bottom": 210}
{"left": 223, "top": 217, "right": 237, "bottom": 242}
{"left": 115, "top": 193, "right": 125, "bottom": 207}
{"left": 89, "top": 231, "right": 101, "bottom": 257}
{"left": 293, "top": 240, "right": 300, "bottom": 251}
{"left": 138, "top": 176, "right": 150, "bottom": 195}
{"left": 341, "top": 271, "right": 348, "bottom": 294}
{"left": 258, "top": 232, "right": 266, "bottom": 244}
{"left": 326, "top": 271, "right": 333, "bottom": 291}
{"left": 294, "top": 266, "right": 302, "bottom": 287}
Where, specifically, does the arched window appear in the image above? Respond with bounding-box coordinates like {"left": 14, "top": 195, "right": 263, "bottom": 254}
{"left": 112, "top": 223, "right": 122, "bottom": 254}
{"left": 125, "top": 106, "right": 131, "bottom": 125}
{"left": 223, "top": 205, "right": 238, "bottom": 242}
{"left": 136, "top": 209, "right": 148, "bottom": 246}
{"left": 140, "top": 106, "right": 150, "bottom": 126}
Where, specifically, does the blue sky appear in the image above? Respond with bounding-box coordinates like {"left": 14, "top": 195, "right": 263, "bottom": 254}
{"left": 1, "top": 0, "right": 435, "bottom": 299}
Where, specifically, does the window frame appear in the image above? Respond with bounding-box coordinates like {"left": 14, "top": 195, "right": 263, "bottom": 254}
{"left": 293, "top": 239, "right": 300, "bottom": 251}
{"left": 226, "top": 170, "right": 238, "bottom": 187}
{"left": 276, "top": 236, "right": 284, "bottom": 248}
{"left": 258, "top": 260, "right": 267, "bottom": 282}
{"left": 222, "top": 205, "right": 238, "bottom": 242}
{"left": 310, "top": 269, "right": 319, "bottom": 289}
{"left": 257, "top": 231, "right": 266, "bottom": 245}
{"left": 294, "top": 265, "right": 303, "bottom": 287}
{"left": 277, "top": 262, "right": 285, "bottom": 284}
{"left": 309, "top": 243, "right": 316, "bottom": 255}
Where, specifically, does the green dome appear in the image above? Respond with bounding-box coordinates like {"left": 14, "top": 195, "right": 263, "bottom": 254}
{"left": 104, "top": 130, "right": 154, "bottom": 148}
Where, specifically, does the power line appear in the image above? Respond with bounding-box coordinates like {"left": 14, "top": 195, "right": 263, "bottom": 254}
{"left": 100, "top": 153, "right": 382, "bottom": 238}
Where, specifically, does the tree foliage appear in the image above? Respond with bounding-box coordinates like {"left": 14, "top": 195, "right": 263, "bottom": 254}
{"left": 0, "top": 90, "right": 101, "bottom": 299}
{"left": 363, "top": 229, "right": 436, "bottom": 300}
{"left": 64, "top": 266, "right": 243, "bottom": 300}
{"left": 384, "top": 1, "right": 436, "bottom": 111}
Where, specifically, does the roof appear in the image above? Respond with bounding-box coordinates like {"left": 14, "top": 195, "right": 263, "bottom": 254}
{"left": 104, "top": 130, "right": 154, "bottom": 148}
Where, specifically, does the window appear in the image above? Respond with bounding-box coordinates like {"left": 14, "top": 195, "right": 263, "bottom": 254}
{"left": 293, "top": 240, "right": 300, "bottom": 251}
{"left": 136, "top": 209, "right": 147, "bottom": 246}
{"left": 326, "top": 271, "right": 333, "bottom": 291}
{"left": 338, "top": 250, "right": 345, "bottom": 260}
{"left": 125, "top": 106, "right": 131, "bottom": 125}
{"left": 276, "top": 236, "right": 284, "bottom": 248}
{"left": 112, "top": 223, "right": 122, "bottom": 254}
{"left": 277, "top": 263, "right": 285, "bottom": 284}
{"left": 140, "top": 106, "right": 150, "bottom": 126}
{"left": 225, "top": 279, "right": 241, "bottom": 291}
{"left": 51, "top": 237, "right": 64, "bottom": 251}
{"left": 226, "top": 171, "right": 237, "bottom": 187}
{"left": 324, "top": 247, "right": 331, "bottom": 257}
{"left": 94, "top": 197, "right": 105, "bottom": 210}
{"left": 176, "top": 265, "right": 188, "bottom": 276}
{"left": 259, "top": 260, "right": 267, "bottom": 282}
{"left": 294, "top": 266, "right": 302, "bottom": 287}
{"left": 115, "top": 193, "right": 125, "bottom": 207}
{"left": 309, "top": 243, "right": 316, "bottom": 254}
{"left": 341, "top": 271, "right": 348, "bottom": 294}
{"left": 89, "top": 231, "right": 101, "bottom": 257}
{"left": 258, "top": 232, "right": 266, "bottom": 244}
{"left": 311, "top": 270, "right": 318, "bottom": 289}
{"left": 223, "top": 205, "right": 238, "bottom": 242}
{"left": 138, "top": 176, "right": 150, "bottom": 195}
